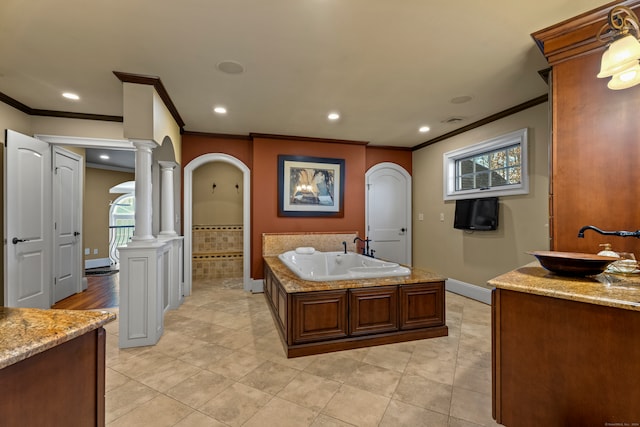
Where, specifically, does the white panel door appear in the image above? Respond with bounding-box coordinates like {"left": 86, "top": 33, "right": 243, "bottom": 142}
{"left": 366, "top": 164, "right": 411, "bottom": 265}
{"left": 53, "top": 147, "right": 82, "bottom": 302}
{"left": 5, "top": 130, "right": 52, "bottom": 308}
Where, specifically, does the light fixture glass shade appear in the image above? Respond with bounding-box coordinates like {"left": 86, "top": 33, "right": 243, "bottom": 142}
{"left": 597, "top": 35, "right": 640, "bottom": 78}
{"left": 608, "top": 63, "right": 640, "bottom": 89}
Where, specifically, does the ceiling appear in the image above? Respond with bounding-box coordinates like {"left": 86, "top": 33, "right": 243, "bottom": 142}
{"left": 0, "top": 0, "right": 609, "bottom": 149}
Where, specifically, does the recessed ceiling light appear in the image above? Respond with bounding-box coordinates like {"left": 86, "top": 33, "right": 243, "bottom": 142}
{"left": 99, "top": 154, "right": 110, "bottom": 160}
{"left": 328, "top": 112, "right": 340, "bottom": 120}
{"left": 216, "top": 61, "right": 245, "bottom": 75}
{"left": 213, "top": 106, "right": 227, "bottom": 114}
{"left": 62, "top": 92, "right": 80, "bottom": 100}
{"left": 419, "top": 126, "right": 430, "bottom": 133}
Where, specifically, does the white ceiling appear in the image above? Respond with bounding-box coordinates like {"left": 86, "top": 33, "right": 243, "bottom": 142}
{"left": 0, "top": 0, "right": 608, "bottom": 148}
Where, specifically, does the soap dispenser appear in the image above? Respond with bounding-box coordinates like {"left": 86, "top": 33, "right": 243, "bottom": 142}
{"left": 597, "top": 243, "right": 619, "bottom": 258}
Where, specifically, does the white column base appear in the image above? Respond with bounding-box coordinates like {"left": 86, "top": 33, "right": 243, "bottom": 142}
{"left": 118, "top": 240, "right": 171, "bottom": 348}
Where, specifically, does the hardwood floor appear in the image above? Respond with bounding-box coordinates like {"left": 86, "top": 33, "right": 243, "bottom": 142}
{"left": 52, "top": 273, "right": 119, "bottom": 310}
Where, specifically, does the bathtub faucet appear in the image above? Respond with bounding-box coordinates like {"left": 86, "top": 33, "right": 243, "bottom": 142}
{"left": 341, "top": 241, "right": 347, "bottom": 254}
{"left": 577, "top": 225, "right": 640, "bottom": 238}
{"left": 353, "top": 237, "right": 375, "bottom": 257}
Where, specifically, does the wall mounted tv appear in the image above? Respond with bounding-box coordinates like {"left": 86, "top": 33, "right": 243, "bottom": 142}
{"left": 454, "top": 197, "right": 499, "bottom": 230}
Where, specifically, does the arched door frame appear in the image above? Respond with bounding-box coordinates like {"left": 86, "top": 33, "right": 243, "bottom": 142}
{"left": 184, "top": 153, "right": 251, "bottom": 293}
{"left": 365, "top": 162, "right": 412, "bottom": 265}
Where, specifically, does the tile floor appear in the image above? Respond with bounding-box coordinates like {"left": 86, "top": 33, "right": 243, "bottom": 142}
{"left": 104, "top": 278, "right": 501, "bottom": 426}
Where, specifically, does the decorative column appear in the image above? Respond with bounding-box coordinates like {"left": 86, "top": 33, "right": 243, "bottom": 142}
{"left": 158, "top": 161, "right": 178, "bottom": 237}
{"left": 130, "top": 140, "right": 155, "bottom": 243}
{"left": 157, "top": 160, "right": 184, "bottom": 309}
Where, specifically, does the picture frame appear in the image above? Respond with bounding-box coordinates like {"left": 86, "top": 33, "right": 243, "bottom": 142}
{"left": 277, "top": 155, "right": 345, "bottom": 217}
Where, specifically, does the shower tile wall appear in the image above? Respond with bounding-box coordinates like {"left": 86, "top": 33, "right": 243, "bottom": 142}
{"left": 192, "top": 225, "right": 243, "bottom": 279}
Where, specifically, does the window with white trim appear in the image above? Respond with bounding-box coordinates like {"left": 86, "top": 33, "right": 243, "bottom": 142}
{"left": 443, "top": 128, "right": 528, "bottom": 200}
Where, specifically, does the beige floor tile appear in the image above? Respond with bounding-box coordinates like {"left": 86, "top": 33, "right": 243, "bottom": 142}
{"left": 243, "top": 396, "right": 317, "bottom": 427}
{"left": 136, "top": 358, "right": 202, "bottom": 392}
{"left": 344, "top": 362, "right": 402, "bottom": 398}
{"left": 105, "top": 380, "right": 159, "bottom": 423}
{"left": 362, "top": 345, "right": 412, "bottom": 372}
{"left": 379, "top": 399, "right": 449, "bottom": 427}
{"left": 198, "top": 382, "right": 273, "bottom": 426}
{"left": 239, "top": 360, "right": 300, "bottom": 394}
{"left": 393, "top": 374, "right": 452, "bottom": 415}
{"left": 310, "top": 414, "right": 356, "bottom": 426}
{"left": 304, "top": 354, "right": 363, "bottom": 383}
{"left": 208, "top": 350, "right": 266, "bottom": 380}
{"left": 107, "top": 395, "right": 192, "bottom": 427}
{"left": 110, "top": 351, "right": 177, "bottom": 381}
{"left": 177, "top": 341, "right": 235, "bottom": 369}
{"left": 165, "top": 370, "right": 234, "bottom": 409}
{"left": 322, "top": 384, "right": 390, "bottom": 427}
{"left": 172, "top": 411, "right": 228, "bottom": 427}
{"left": 104, "top": 279, "right": 498, "bottom": 426}
{"left": 277, "top": 371, "right": 341, "bottom": 411}
{"left": 449, "top": 387, "right": 498, "bottom": 426}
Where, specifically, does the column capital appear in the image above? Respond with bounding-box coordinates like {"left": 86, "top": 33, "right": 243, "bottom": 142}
{"left": 158, "top": 160, "right": 177, "bottom": 170}
{"left": 130, "top": 139, "right": 158, "bottom": 151}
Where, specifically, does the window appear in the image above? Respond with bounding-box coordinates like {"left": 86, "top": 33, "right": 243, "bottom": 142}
{"left": 443, "top": 128, "right": 528, "bottom": 200}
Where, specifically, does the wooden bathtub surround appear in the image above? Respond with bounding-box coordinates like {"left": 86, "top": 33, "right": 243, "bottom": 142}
{"left": 263, "top": 256, "right": 447, "bottom": 358}
{"left": 490, "top": 263, "right": 640, "bottom": 426}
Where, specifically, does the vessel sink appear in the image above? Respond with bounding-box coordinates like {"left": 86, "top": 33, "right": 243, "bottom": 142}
{"left": 527, "top": 251, "right": 619, "bottom": 276}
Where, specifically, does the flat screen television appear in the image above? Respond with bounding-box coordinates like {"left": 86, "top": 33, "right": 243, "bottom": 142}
{"left": 454, "top": 197, "right": 499, "bottom": 230}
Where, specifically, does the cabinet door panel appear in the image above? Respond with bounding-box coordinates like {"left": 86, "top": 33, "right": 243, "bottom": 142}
{"left": 400, "top": 283, "right": 445, "bottom": 330}
{"left": 349, "top": 286, "right": 398, "bottom": 335}
{"left": 292, "top": 291, "right": 348, "bottom": 344}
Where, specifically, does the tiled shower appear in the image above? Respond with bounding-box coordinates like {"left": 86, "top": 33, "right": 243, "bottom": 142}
{"left": 192, "top": 225, "right": 243, "bottom": 280}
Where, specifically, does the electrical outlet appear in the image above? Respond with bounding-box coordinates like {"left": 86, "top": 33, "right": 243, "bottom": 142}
{"left": 84, "top": 248, "right": 90, "bottom": 255}
{"left": 93, "top": 249, "right": 98, "bottom": 255}
{"left": 418, "top": 213, "right": 424, "bottom": 221}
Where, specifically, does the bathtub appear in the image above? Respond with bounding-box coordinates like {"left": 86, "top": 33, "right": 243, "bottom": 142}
{"left": 278, "top": 249, "right": 411, "bottom": 281}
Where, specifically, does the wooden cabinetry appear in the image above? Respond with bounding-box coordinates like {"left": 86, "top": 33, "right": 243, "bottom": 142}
{"left": 264, "top": 263, "right": 447, "bottom": 357}
{"left": 0, "top": 328, "right": 107, "bottom": 427}
{"left": 492, "top": 288, "right": 640, "bottom": 426}
{"left": 531, "top": 1, "right": 640, "bottom": 256}
{"left": 349, "top": 286, "right": 397, "bottom": 336}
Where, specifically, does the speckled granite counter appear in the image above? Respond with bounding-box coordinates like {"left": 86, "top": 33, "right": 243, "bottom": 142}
{"left": 488, "top": 261, "right": 640, "bottom": 312}
{"left": 263, "top": 255, "right": 446, "bottom": 292}
{"left": 0, "top": 307, "right": 116, "bottom": 370}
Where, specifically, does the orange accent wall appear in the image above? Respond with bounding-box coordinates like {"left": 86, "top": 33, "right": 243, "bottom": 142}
{"left": 181, "top": 132, "right": 412, "bottom": 280}
{"left": 365, "top": 146, "right": 412, "bottom": 173}
{"left": 252, "top": 136, "right": 367, "bottom": 278}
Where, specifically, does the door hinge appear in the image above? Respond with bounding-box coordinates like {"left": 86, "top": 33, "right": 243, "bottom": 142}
{"left": 54, "top": 277, "right": 57, "bottom": 285}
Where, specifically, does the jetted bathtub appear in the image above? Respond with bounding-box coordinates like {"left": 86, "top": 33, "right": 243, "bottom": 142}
{"left": 278, "top": 249, "right": 411, "bottom": 281}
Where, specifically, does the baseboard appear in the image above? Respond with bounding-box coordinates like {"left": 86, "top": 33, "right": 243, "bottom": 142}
{"left": 445, "top": 279, "right": 492, "bottom": 305}
{"left": 251, "top": 278, "right": 264, "bottom": 293}
{"left": 85, "top": 258, "right": 111, "bottom": 270}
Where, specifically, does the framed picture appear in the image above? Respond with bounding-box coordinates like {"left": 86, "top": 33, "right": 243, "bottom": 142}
{"left": 278, "top": 155, "right": 345, "bottom": 217}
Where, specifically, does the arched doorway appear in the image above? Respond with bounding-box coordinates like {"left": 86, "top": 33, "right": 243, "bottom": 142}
{"left": 184, "top": 154, "right": 251, "bottom": 294}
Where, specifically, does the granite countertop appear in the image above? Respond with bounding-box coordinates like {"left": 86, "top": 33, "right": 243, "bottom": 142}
{"left": 264, "top": 256, "right": 447, "bottom": 293}
{"left": 0, "top": 307, "right": 116, "bottom": 370}
{"left": 489, "top": 261, "right": 640, "bottom": 312}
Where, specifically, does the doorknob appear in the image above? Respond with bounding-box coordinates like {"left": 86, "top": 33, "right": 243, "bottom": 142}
{"left": 12, "top": 237, "right": 29, "bottom": 244}
{"left": 74, "top": 231, "right": 81, "bottom": 236}
{"left": 401, "top": 228, "right": 406, "bottom": 233}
